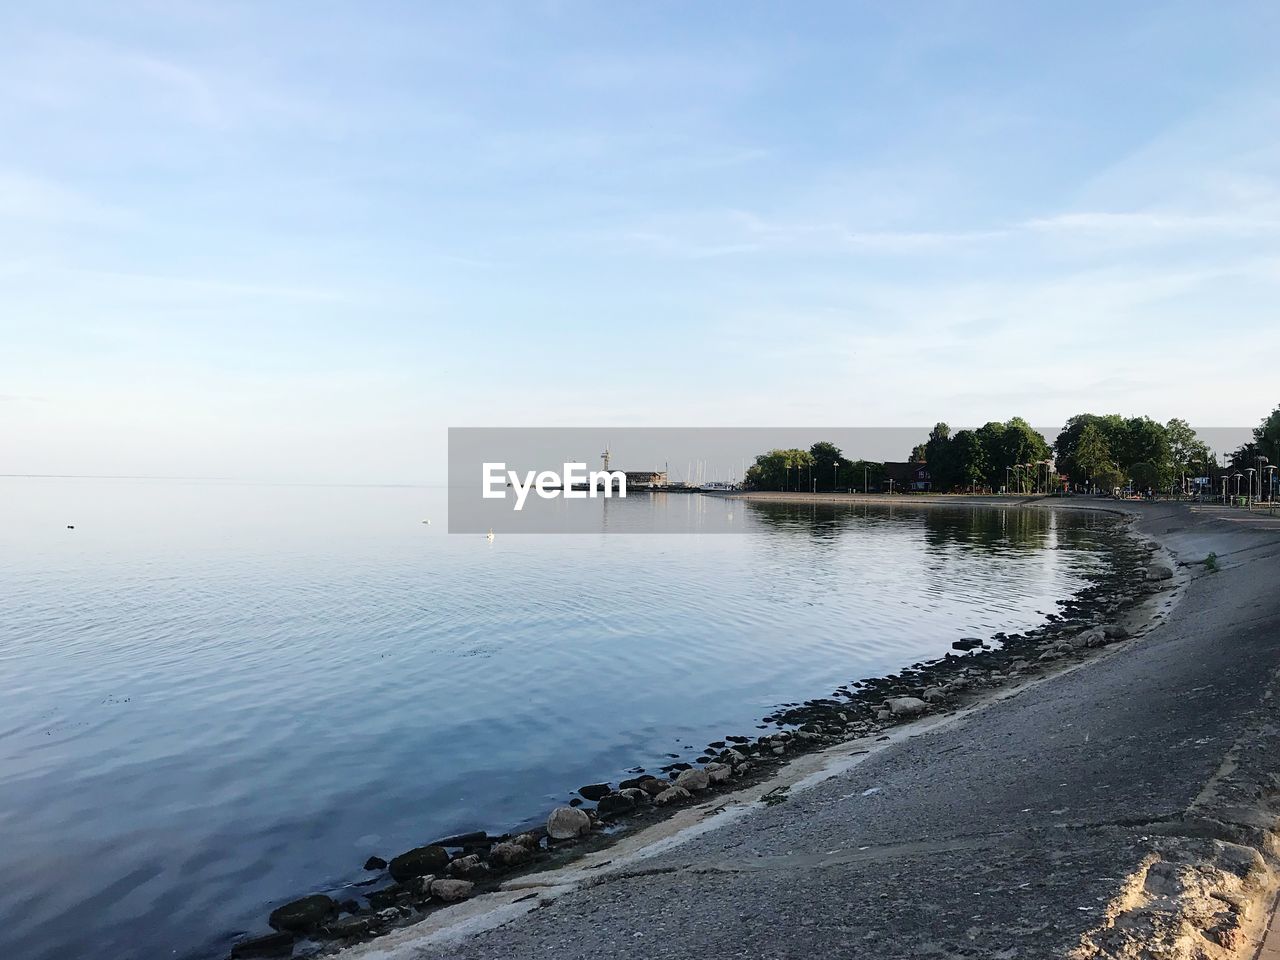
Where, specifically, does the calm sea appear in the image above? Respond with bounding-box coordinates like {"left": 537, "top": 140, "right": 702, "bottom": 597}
{"left": 0, "top": 478, "right": 1121, "bottom": 960}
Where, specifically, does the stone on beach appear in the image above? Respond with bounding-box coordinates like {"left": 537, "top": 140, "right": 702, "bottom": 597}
{"left": 705, "top": 762, "right": 732, "bottom": 783}
{"left": 488, "top": 841, "right": 532, "bottom": 867}
{"left": 447, "top": 853, "right": 489, "bottom": 878}
{"left": 363, "top": 856, "right": 387, "bottom": 871}
{"left": 546, "top": 805, "right": 592, "bottom": 840}
{"left": 428, "top": 878, "right": 475, "bottom": 903}
{"left": 639, "top": 778, "right": 671, "bottom": 796}
{"left": 885, "top": 697, "right": 928, "bottom": 717}
{"left": 577, "top": 783, "right": 611, "bottom": 801}
{"left": 595, "top": 792, "right": 637, "bottom": 817}
{"left": 675, "top": 768, "right": 710, "bottom": 792}
{"left": 655, "top": 785, "right": 692, "bottom": 805}
{"left": 1148, "top": 562, "right": 1174, "bottom": 581}
{"left": 388, "top": 845, "right": 450, "bottom": 883}
{"left": 267, "top": 894, "right": 336, "bottom": 932}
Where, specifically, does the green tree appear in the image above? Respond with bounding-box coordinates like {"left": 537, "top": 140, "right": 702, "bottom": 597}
{"left": 1165, "top": 418, "right": 1211, "bottom": 492}
{"left": 1253, "top": 405, "right": 1280, "bottom": 463}
{"left": 840, "top": 459, "right": 885, "bottom": 492}
{"left": 951, "top": 430, "right": 990, "bottom": 491}
{"left": 1074, "top": 422, "right": 1115, "bottom": 490}
{"left": 808, "top": 441, "right": 847, "bottom": 492}
{"left": 745, "top": 448, "right": 815, "bottom": 491}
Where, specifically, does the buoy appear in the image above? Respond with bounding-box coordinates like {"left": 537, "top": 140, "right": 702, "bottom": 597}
{"left": 66, "top": 525, "right": 75, "bottom": 530}
{"left": 486, "top": 529, "right": 495, "bottom": 542}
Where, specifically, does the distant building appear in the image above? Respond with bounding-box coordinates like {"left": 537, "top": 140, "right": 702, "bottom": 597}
{"left": 623, "top": 470, "right": 668, "bottom": 489}
{"left": 881, "top": 461, "right": 930, "bottom": 492}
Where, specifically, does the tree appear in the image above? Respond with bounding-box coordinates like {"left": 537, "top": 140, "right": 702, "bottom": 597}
{"left": 840, "top": 459, "right": 885, "bottom": 492}
{"left": 1254, "top": 405, "right": 1280, "bottom": 463}
{"left": 1165, "top": 418, "right": 1211, "bottom": 492}
{"left": 951, "top": 430, "right": 989, "bottom": 491}
{"left": 1074, "top": 423, "right": 1114, "bottom": 491}
{"left": 808, "top": 441, "right": 847, "bottom": 492}
{"left": 1129, "top": 461, "right": 1164, "bottom": 494}
{"left": 976, "top": 417, "right": 1051, "bottom": 490}
{"left": 1055, "top": 414, "right": 1126, "bottom": 481}
{"left": 745, "top": 448, "right": 815, "bottom": 491}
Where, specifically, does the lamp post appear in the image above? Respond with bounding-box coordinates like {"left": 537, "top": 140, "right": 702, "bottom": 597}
{"left": 1233, "top": 473, "right": 1243, "bottom": 499}
{"left": 886, "top": 478, "right": 895, "bottom": 495}
{"left": 1246, "top": 467, "right": 1256, "bottom": 507}
{"left": 1266, "top": 464, "right": 1277, "bottom": 503}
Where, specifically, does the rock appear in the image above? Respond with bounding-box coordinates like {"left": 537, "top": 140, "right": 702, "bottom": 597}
{"left": 546, "top": 805, "right": 592, "bottom": 840}
{"left": 1148, "top": 563, "right": 1174, "bottom": 581}
{"left": 885, "top": 697, "right": 928, "bottom": 717}
{"left": 618, "top": 776, "right": 652, "bottom": 790}
{"left": 619, "top": 787, "right": 650, "bottom": 804}
{"left": 488, "top": 841, "right": 531, "bottom": 867}
{"left": 323, "top": 915, "right": 372, "bottom": 939}
{"left": 268, "top": 894, "right": 337, "bottom": 932}
{"left": 1008, "top": 659, "right": 1030, "bottom": 671}
{"left": 231, "top": 932, "right": 294, "bottom": 958}
{"left": 577, "top": 783, "right": 611, "bottom": 801}
{"left": 409, "top": 874, "right": 437, "bottom": 897}
{"left": 429, "top": 878, "right": 474, "bottom": 903}
{"left": 448, "top": 854, "right": 489, "bottom": 879}
{"left": 639, "top": 778, "right": 671, "bottom": 796}
{"left": 388, "top": 845, "right": 450, "bottom": 883}
{"left": 655, "top": 785, "right": 691, "bottom": 805}
{"left": 726, "top": 749, "right": 746, "bottom": 763}
{"left": 875, "top": 708, "right": 892, "bottom": 720}
{"left": 595, "top": 792, "right": 636, "bottom": 817}
{"left": 363, "top": 856, "right": 387, "bottom": 871}
{"left": 951, "top": 638, "right": 983, "bottom": 651}
{"left": 771, "top": 745, "right": 785, "bottom": 755}
{"left": 675, "top": 768, "right": 710, "bottom": 792}
{"left": 705, "top": 762, "right": 732, "bottom": 783}
{"left": 1080, "top": 627, "right": 1107, "bottom": 648}
{"left": 1104, "top": 624, "right": 1129, "bottom": 639}
{"left": 512, "top": 832, "right": 542, "bottom": 850}
{"left": 922, "top": 687, "right": 946, "bottom": 702}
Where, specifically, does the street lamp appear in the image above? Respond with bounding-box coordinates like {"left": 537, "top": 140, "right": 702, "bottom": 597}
{"left": 1247, "top": 467, "right": 1256, "bottom": 507}
{"left": 1266, "top": 464, "right": 1278, "bottom": 503}
{"left": 1233, "top": 472, "right": 1243, "bottom": 499}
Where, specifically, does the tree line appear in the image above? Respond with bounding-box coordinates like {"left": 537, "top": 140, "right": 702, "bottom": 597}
{"left": 741, "top": 405, "right": 1280, "bottom": 495}
{"left": 743, "top": 443, "right": 885, "bottom": 492}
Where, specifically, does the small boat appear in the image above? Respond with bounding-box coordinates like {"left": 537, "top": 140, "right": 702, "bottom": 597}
{"left": 486, "top": 529, "right": 495, "bottom": 542}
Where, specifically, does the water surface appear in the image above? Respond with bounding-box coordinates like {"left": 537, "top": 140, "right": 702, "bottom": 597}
{"left": 0, "top": 479, "right": 1122, "bottom": 960}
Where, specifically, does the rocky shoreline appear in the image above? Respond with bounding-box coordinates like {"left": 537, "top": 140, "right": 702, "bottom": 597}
{"left": 230, "top": 507, "right": 1169, "bottom": 960}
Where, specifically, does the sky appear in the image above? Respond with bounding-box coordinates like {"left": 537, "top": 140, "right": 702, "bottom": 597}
{"left": 2, "top": 1, "right": 1278, "bottom": 482}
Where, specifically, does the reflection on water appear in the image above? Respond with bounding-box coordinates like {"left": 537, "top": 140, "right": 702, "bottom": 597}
{"left": 0, "top": 480, "right": 1123, "bottom": 960}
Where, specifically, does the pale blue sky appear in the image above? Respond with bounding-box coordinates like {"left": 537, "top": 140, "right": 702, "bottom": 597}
{"left": 2, "top": 1, "right": 1278, "bottom": 481}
